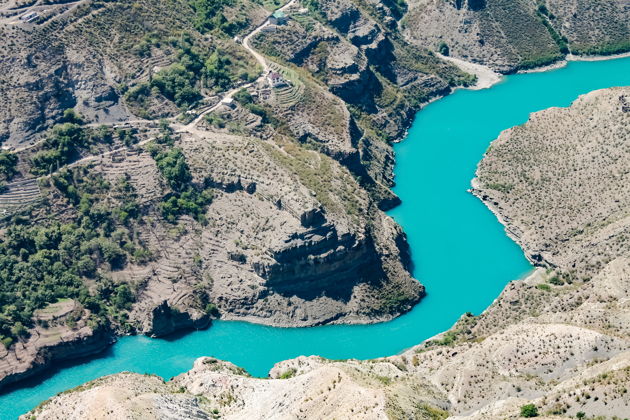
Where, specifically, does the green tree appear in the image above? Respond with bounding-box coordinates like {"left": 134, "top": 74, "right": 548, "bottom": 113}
{"left": 438, "top": 42, "right": 450, "bottom": 56}
{"left": 0, "top": 151, "right": 18, "bottom": 180}
{"left": 204, "top": 51, "right": 232, "bottom": 89}
{"left": 152, "top": 148, "right": 192, "bottom": 191}
{"left": 112, "top": 284, "right": 135, "bottom": 310}
{"left": 151, "top": 64, "right": 201, "bottom": 108}
{"left": 62, "top": 108, "right": 84, "bottom": 125}
{"left": 31, "top": 123, "right": 86, "bottom": 173}
{"left": 10, "top": 321, "right": 27, "bottom": 338}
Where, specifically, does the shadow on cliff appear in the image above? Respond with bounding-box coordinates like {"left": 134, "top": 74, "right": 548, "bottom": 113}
{"left": 270, "top": 260, "right": 386, "bottom": 303}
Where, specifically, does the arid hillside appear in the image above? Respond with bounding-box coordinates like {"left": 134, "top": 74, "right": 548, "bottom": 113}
{"left": 22, "top": 88, "right": 630, "bottom": 420}
{"left": 474, "top": 86, "right": 630, "bottom": 280}
{"left": 403, "top": 0, "right": 630, "bottom": 72}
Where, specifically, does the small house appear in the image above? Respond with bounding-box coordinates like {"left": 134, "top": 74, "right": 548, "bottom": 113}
{"left": 269, "top": 10, "right": 287, "bottom": 25}
{"left": 267, "top": 71, "right": 288, "bottom": 88}
{"left": 221, "top": 97, "right": 236, "bottom": 108}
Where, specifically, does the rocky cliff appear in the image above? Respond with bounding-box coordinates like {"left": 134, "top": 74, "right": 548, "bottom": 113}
{"left": 0, "top": 300, "right": 112, "bottom": 389}
{"left": 23, "top": 86, "right": 630, "bottom": 420}
{"left": 0, "top": 0, "right": 433, "bottom": 389}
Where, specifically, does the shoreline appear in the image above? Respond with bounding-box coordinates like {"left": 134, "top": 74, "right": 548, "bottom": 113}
{"left": 443, "top": 51, "right": 630, "bottom": 83}
{"left": 469, "top": 177, "right": 533, "bottom": 267}
{"left": 517, "top": 59, "right": 567, "bottom": 74}
{"left": 393, "top": 50, "right": 630, "bottom": 145}
{"left": 400, "top": 265, "right": 543, "bottom": 357}
{"left": 437, "top": 53, "right": 503, "bottom": 90}
{"left": 517, "top": 51, "right": 630, "bottom": 74}
{"left": 567, "top": 51, "right": 630, "bottom": 62}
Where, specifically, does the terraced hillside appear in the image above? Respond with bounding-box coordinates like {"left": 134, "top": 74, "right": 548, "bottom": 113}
{"left": 0, "top": 178, "right": 42, "bottom": 219}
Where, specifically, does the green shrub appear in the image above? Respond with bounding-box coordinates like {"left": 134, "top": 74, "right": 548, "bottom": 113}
{"left": 278, "top": 368, "right": 297, "bottom": 379}
{"left": 0, "top": 151, "right": 18, "bottom": 180}
{"left": 520, "top": 403, "right": 538, "bottom": 417}
{"left": 151, "top": 64, "right": 201, "bottom": 108}
{"left": 112, "top": 284, "right": 134, "bottom": 310}
{"left": 0, "top": 336, "right": 13, "bottom": 349}
{"left": 234, "top": 88, "right": 253, "bottom": 105}
{"left": 204, "top": 113, "right": 226, "bottom": 128}
{"left": 189, "top": 0, "right": 247, "bottom": 35}
{"left": 205, "top": 303, "right": 219, "bottom": 316}
{"left": 31, "top": 123, "right": 86, "bottom": 174}
{"left": 160, "top": 189, "right": 213, "bottom": 223}
{"left": 548, "top": 276, "right": 564, "bottom": 286}
{"left": 438, "top": 42, "right": 450, "bottom": 56}
{"left": 61, "top": 108, "right": 85, "bottom": 125}
{"left": 204, "top": 51, "right": 232, "bottom": 90}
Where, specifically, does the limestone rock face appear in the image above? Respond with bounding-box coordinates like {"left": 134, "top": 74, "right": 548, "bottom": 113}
{"left": 105, "top": 131, "right": 423, "bottom": 329}
{"left": 2, "top": 0, "right": 628, "bottom": 400}
{"left": 144, "top": 301, "right": 211, "bottom": 338}
{"left": 0, "top": 30, "right": 132, "bottom": 148}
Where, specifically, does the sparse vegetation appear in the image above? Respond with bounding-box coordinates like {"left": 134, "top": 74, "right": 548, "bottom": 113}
{"left": 278, "top": 368, "right": 297, "bottom": 379}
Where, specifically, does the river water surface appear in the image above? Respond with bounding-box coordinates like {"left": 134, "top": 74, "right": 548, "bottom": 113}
{"left": 3, "top": 56, "right": 630, "bottom": 419}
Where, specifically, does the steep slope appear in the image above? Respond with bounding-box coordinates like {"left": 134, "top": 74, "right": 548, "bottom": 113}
{"left": 1, "top": 0, "right": 628, "bottom": 395}
{"left": 403, "top": 0, "right": 630, "bottom": 72}
{"left": 473, "top": 86, "right": 630, "bottom": 280}
{"left": 23, "top": 88, "right": 630, "bottom": 420}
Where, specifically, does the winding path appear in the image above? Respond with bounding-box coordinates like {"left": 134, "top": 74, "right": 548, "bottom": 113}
{"left": 182, "top": 0, "right": 298, "bottom": 130}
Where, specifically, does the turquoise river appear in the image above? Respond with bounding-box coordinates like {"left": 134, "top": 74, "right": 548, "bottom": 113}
{"left": 3, "top": 56, "right": 630, "bottom": 418}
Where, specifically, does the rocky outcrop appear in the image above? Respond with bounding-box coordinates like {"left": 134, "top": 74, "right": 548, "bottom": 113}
{"left": 23, "top": 258, "right": 630, "bottom": 419}
{"left": 144, "top": 301, "right": 211, "bottom": 338}
{"left": 0, "top": 32, "right": 132, "bottom": 148}
{"left": 97, "top": 131, "right": 422, "bottom": 330}
{"left": 0, "top": 301, "right": 112, "bottom": 391}
{"left": 3, "top": 0, "right": 627, "bottom": 400}
{"left": 261, "top": 222, "right": 382, "bottom": 300}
